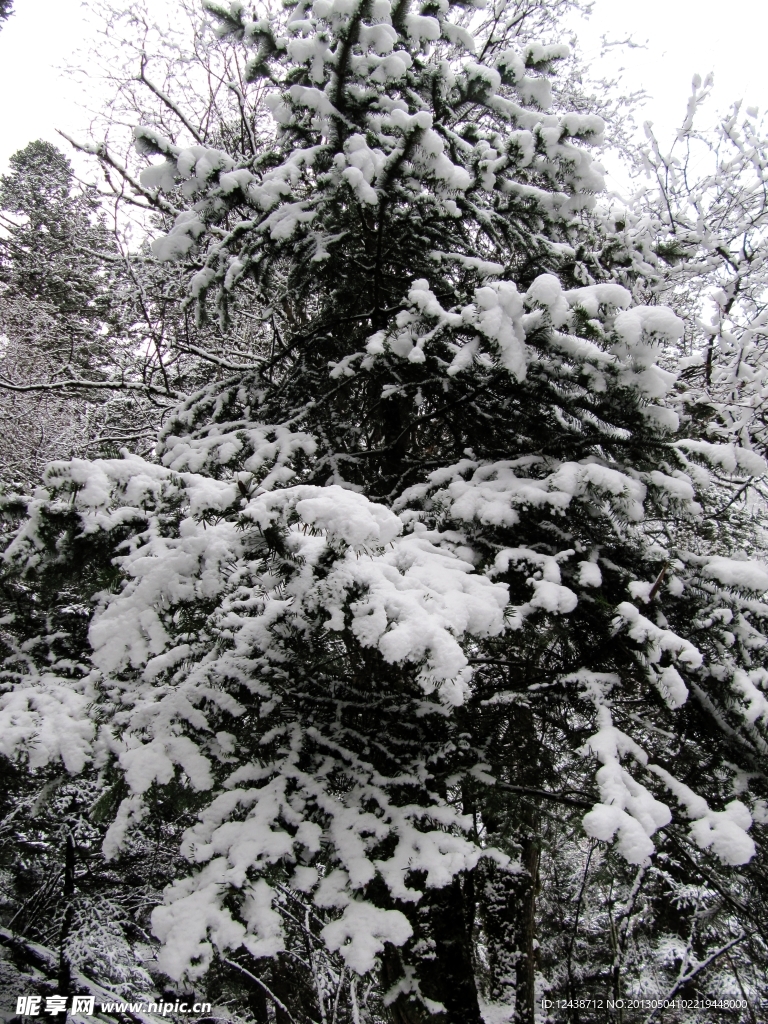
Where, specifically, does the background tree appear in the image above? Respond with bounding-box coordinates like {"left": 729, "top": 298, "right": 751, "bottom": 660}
{"left": 0, "top": 140, "right": 170, "bottom": 482}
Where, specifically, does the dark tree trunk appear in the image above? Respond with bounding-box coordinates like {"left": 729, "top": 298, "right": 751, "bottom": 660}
{"left": 270, "top": 954, "right": 310, "bottom": 1024}
{"left": 513, "top": 835, "right": 540, "bottom": 1024}
{"left": 478, "top": 835, "right": 540, "bottom": 1024}
{"left": 243, "top": 960, "right": 270, "bottom": 1024}
{"left": 381, "top": 948, "right": 425, "bottom": 1024}
{"left": 57, "top": 832, "right": 75, "bottom": 996}
{"left": 476, "top": 701, "right": 542, "bottom": 1024}
{"left": 425, "top": 876, "right": 483, "bottom": 1024}
{"left": 479, "top": 859, "right": 517, "bottom": 1004}
{"left": 383, "top": 875, "right": 482, "bottom": 1024}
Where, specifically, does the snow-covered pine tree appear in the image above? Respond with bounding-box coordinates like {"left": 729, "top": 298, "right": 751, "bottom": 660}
{"left": 2, "top": 0, "right": 768, "bottom": 1020}
{"left": 0, "top": 141, "right": 131, "bottom": 346}
{"left": 0, "top": 141, "right": 167, "bottom": 481}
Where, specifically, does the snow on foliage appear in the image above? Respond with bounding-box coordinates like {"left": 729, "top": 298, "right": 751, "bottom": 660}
{"left": 2, "top": 0, "right": 768, "bottom": 1011}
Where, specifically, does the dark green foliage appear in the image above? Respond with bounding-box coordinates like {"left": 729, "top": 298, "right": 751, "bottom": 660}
{"left": 0, "top": 3, "right": 767, "bottom": 1023}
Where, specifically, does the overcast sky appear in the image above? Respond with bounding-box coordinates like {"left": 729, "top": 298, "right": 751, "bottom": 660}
{"left": 0, "top": 0, "right": 765, "bottom": 179}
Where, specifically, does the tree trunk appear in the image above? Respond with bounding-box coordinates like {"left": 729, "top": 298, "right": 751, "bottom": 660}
{"left": 512, "top": 835, "right": 540, "bottom": 1024}
{"left": 424, "top": 876, "right": 483, "bottom": 1024}
{"left": 57, "top": 831, "right": 75, "bottom": 997}
{"left": 479, "top": 860, "right": 517, "bottom": 1005}
{"left": 478, "top": 835, "right": 540, "bottom": 1024}
{"left": 383, "top": 874, "right": 482, "bottom": 1024}
{"left": 243, "top": 960, "right": 270, "bottom": 1024}
{"left": 270, "top": 954, "right": 308, "bottom": 1024}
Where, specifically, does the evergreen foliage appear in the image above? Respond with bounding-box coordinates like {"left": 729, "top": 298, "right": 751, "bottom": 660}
{"left": 0, "top": 139, "right": 229, "bottom": 481}
{"left": 0, "top": 2, "right": 767, "bottom": 1023}
{"left": 0, "top": 142, "right": 154, "bottom": 481}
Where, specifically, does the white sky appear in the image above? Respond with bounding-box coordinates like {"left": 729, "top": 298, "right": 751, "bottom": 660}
{"left": 581, "top": 0, "right": 767, "bottom": 126}
{"left": 0, "top": 0, "right": 90, "bottom": 174}
{"left": 0, "top": 0, "right": 766, "bottom": 178}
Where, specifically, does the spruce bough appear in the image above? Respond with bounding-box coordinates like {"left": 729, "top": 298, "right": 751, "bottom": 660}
{"left": 2, "top": 0, "right": 768, "bottom": 1020}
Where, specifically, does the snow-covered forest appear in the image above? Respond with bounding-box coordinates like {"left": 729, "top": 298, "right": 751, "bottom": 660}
{"left": 1, "top": 0, "right": 768, "bottom": 1020}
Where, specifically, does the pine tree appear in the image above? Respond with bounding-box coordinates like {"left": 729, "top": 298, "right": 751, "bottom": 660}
{"left": 0, "top": 140, "right": 214, "bottom": 481}
{"left": 0, "top": 142, "right": 124, "bottom": 328}
{"left": 1, "top": 1, "right": 768, "bottom": 1021}
{"left": 0, "top": 142, "right": 147, "bottom": 481}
